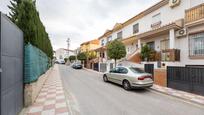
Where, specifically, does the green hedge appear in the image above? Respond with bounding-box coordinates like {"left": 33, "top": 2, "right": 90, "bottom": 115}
{"left": 8, "top": 0, "right": 53, "bottom": 58}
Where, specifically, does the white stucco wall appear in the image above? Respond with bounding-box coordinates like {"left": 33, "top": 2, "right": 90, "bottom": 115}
{"left": 126, "top": 42, "right": 137, "bottom": 55}
{"left": 100, "top": 0, "right": 204, "bottom": 46}
{"left": 175, "top": 35, "right": 204, "bottom": 66}
{"left": 110, "top": 0, "right": 204, "bottom": 41}
{"left": 190, "top": 0, "right": 204, "bottom": 7}
{"left": 99, "top": 0, "right": 204, "bottom": 66}
{"left": 141, "top": 34, "right": 169, "bottom": 51}
{"left": 100, "top": 37, "right": 106, "bottom": 46}
{"left": 55, "top": 49, "right": 75, "bottom": 60}
{"left": 111, "top": 29, "right": 123, "bottom": 40}
{"left": 122, "top": 0, "right": 192, "bottom": 39}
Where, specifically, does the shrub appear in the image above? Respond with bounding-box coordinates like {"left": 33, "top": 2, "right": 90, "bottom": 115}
{"left": 69, "top": 55, "right": 76, "bottom": 62}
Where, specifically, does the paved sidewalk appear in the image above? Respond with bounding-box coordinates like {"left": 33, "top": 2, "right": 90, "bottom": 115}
{"left": 151, "top": 84, "right": 204, "bottom": 106}
{"left": 26, "top": 66, "right": 70, "bottom": 115}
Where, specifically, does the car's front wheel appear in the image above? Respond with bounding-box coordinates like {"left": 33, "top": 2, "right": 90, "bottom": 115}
{"left": 103, "top": 75, "right": 108, "bottom": 82}
{"left": 123, "top": 80, "right": 131, "bottom": 90}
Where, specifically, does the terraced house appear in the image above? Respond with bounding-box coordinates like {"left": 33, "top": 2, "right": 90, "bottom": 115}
{"left": 90, "top": 0, "right": 204, "bottom": 87}
{"left": 94, "top": 0, "right": 204, "bottom": 71}
{"left": 80, "top": 39, "right": 100, "bottom": 68}
{"left": 80, "top": 39, "right": 99, "bottom": 53}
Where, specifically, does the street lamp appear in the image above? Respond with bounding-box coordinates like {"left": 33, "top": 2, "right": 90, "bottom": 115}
{"left": 67, "top": 38, "right": 70, "bottom": 57}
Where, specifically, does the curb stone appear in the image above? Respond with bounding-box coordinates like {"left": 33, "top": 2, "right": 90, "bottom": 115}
{"left": 56, "top": 66, "right": 73, "bottom": 115}
{"left": 63, "top": 88, "right": 81, "bottom": 115}
{"left": 83, "top": 68, "right": 103, "bottom": 75}
{"left": 149, "top": 87, "right": 204, "bottom": 107}
{"left": 60, "top": 66, "right": 81, "bottom": 115}
{"left": 18, "top": 108, "right": 29, "bottom": 115}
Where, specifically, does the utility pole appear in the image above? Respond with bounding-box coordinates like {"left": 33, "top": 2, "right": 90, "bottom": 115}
{"left": 67, "top": 38, "right": 70, "bottom": 57}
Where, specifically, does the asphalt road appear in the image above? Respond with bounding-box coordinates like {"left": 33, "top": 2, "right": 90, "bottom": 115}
{"left": 59, "top": 65, "right": 204, "bottom": 115}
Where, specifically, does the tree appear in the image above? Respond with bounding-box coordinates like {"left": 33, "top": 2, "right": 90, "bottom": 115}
{"left": 140, "top": 44, "right": 151, "bottom": 61}
{"left": 107, "top": 40, "right": 126, "bottom": 67}
{"left": 8, "top": 0, "right": 53, "bottom": 59}
{"left": 77, "top": 52, "right": 87, "bottom": 61}
{"left": 86, "top": 51, "right": 97, "bottom": 60}
{"left": 7, "top": 0, "right": 22, "bottom": 23}
{"left": 64, "top": 58, "right": 68, "bottom": 63}
{"left": 69, "top": 55, "right": 76, "bottom": 62}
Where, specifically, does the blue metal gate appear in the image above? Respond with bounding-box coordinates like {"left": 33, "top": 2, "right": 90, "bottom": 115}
{"left": 0, "top": 12, "right": 24, "bottom": 115}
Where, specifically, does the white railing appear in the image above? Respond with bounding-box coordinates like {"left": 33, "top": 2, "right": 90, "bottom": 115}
{"left": 126, "top": 48, "right": 140, "bottom": 60}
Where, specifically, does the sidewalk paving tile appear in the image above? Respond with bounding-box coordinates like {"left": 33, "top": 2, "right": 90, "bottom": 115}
{"left": 151, "top": 84, "right": 204, "bottom": 106}
{"left": 26, "top": 68, "right": 69, "bottom": 115}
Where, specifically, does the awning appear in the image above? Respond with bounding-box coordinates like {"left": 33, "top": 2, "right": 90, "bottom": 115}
{"left": 121, "top": 35, "right": 138, "bottom": 45}
{"left": 94, "top": 46, "right": 107, "bottom": 52}
{"left": 137, "top": 22, "right": 183, "bottom": 39}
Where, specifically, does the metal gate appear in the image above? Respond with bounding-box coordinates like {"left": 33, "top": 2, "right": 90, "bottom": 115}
{"left": 1, "top": 13, "right": 24, "bottom": 115}
{"left": 110, "top": 63, "right": 114, "bottom": 70}
{"left": 167, "top": 66, "right": 204, "bottom": 96}
{"left": 93, "top": 63, "right": 99, "bottom": 71}
{"left": 144, "top": 64, "right": 154, "bottom": 80}
{"left": 100, "top": 63, "right": 107, "bottom": 72}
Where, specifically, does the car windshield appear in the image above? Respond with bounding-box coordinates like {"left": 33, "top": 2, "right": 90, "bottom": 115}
{"left": 129, "top": 67, "right": 145, "bottom": 73}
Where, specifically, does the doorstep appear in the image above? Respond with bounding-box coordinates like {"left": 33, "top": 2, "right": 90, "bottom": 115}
{"left": 150, "top": 84, "right": 204, "bottom": 106}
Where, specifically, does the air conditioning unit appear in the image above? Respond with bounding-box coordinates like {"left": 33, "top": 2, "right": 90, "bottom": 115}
{"left": 176, "top": 28, "right": 187, "bottom": 38}
{"left": 169, "top": 0, "right": 181, "bottom": 8}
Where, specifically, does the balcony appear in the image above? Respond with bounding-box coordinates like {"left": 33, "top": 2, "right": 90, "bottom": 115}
{"left": 151, "top": 21, "right": 162, "bottom": 29}
{"left": 161, "top": 49, "right": 180, "bottom": 61}
{"left": 141, "top": 49, "right": 180, "bottom": 62}
{"left": 185, "top": 3, "right": 204, "bottom": 24}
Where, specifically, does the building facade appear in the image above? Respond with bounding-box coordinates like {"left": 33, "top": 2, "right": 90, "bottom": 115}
{"left": 80, "top": 39, "right": 100, "bottom": 53}
{"left": 79, "top": 39, "right": 100, "bottom": 68}
{"left": 55, "top": 48, "right": 75, "bottom": 61}
{"left": 95, "top": 0, "right": 204, "bottom": 71}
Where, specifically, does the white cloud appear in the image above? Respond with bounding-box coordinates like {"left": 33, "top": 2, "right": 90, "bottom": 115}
{"left": 0, "top": 0, "right": 160, "bottom": 50}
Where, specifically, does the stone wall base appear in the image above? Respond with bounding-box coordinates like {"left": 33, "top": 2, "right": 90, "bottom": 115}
{"left": 24, "top": 67, "right": 53, "bottom": 107}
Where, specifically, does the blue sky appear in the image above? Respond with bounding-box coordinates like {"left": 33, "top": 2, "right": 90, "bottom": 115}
{"left": 0, "top": 0, "right": 160, "bottom": 50}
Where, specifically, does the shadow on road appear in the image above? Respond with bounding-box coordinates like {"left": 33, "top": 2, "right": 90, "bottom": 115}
{"left": 106, "top": 81, "right": 150, "bottom": 94}
{"left": 130, "top": 89, "right": 150, "bottom": 93}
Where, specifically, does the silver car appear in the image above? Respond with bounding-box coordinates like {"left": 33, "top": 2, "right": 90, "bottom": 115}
{"left": 103, "top": 66, "right": 153, "bottom": 90}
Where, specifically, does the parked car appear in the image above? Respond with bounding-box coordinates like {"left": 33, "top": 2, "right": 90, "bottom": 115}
{"left": 55, "top": 60, "right": 60, "bottom": 64}
{"left": 103, "top": 66, "right": 153, "bottom": 90}
{"left": 72, "top": 63, "right": 83, "bottom": 69}
{"left": 55, "top": 59, "right": 65, "bottom": 64}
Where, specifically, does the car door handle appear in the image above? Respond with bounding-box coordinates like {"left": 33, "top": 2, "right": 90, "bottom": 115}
{"left": 0, "top": 68, "right": 2, "bottom": 73}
